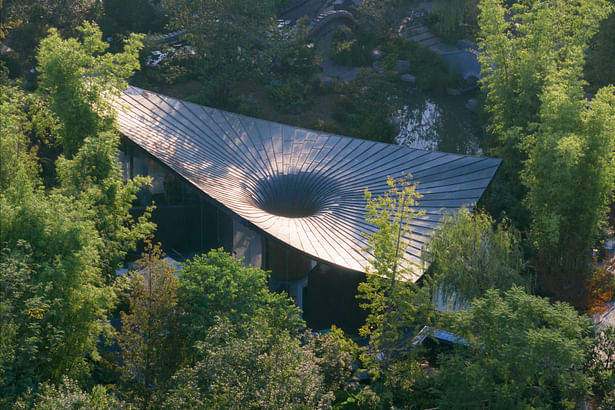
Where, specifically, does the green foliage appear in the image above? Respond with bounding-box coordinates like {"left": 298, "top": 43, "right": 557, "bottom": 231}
{"left": 357, "top": 0, "right": 411, "bottom": 29}
{"left": 37, "top": 21, "right": 143, "bottom": 156}
{"left": 303, "top": 326, "right": 357, "bottom": 394}
{"left": 99, "top": 0, "right": 168, "bottom": 41}
{"left": 269, "top": 16, "right": 318, "bottom": 81}
{"left": 13, "top": 377, "right": 122, "bottom": 409}
{"left": 1, "top": 81, "right": 116, "bottom": 403}
{"left": 165, "top": 318, "right": 335, "bottom": 409}
{"left": 0, "top": 85, "right": 47, "bottom": 191}
{"left": 0, "top": 173, "right": 115, "bottom": 399}
{"left": 2, "top": 0, "right": 102, "bottom": 38}
{"left": 585, "top": 4, "right": 615, "bottom": 91}
{"left": 522, "top": 75, "right": 615, "bottom": 281}
{"left": 268, "top": 79, "right": 311, "bottom": 114}
{"left": 329, "top": 26, "right": 371, "bottom": 67}
{"left": 424, "top": 208, "right": 528, "bottom": 307}
{"left": 477, "top": 0, "right": 612, "bottom": 226}
{"left": 177, "top": 249, "right": 303, "bottom": 358}
{"left": 0, "top": 243, "right": 44, "bottom": 406}
{"left": 358, "top": 176, "right": 434, "bottom": 380}
{"left": 1, "top": 0, "right": 102, "bottom": 75}
{"left": 56, "top": 130, "right": 154, "bottom": 280}
{"left": 1, "top": 29, "right": 151, "bottom": 402}
{"left": 382, "top": 36, "right": 451, "bottom": 92}
{"left": 436, "top": 287, "right": 593, "bottom": 409}
{"left": 163, "top": 0, "right": 279, "bottom": 107}
{"left": 35, "top": 24, "right": 154, "bottom": 279}
{"left": 431, "top": 0, "right": 479, "bottom": 43}
{"left": 588, "top": 326, "right": 615, "bottom": 409}
{"left": 385, "top": 351, "right": 438, "bottom": 409}
{"left": 116, "top": 242, "right": 183, "bottom": 408}
{"left": 330, "top": 71, "right": 399, "bottom": 143}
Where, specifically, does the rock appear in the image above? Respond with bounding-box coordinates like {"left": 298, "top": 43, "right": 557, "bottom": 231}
{"left": 372, "top": 61, "right": 384, "bottom": 72}
{"left": 371, "top": 48, "right": 386, "bottom": 60}
{"left": 400, "top": 74, "right": 416, "bottom": 84}
{"left": 394, "top": 59, "right": 410, "bottom": 74}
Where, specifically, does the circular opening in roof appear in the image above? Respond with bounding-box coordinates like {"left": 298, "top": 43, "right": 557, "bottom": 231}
{"left": 251, "top": 172, "right": 337, "bottom": 218}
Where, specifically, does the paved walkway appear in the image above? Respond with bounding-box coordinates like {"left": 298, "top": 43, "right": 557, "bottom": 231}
{"left": 319, "top": 59, "right": 361, "bottom": 83}
{"left": 398, "top": 4, "right": 482, "bottom": 81}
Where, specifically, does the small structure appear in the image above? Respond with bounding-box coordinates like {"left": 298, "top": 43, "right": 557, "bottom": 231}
{"left": 114, "top": 87, "right": 500, "bottom": 331}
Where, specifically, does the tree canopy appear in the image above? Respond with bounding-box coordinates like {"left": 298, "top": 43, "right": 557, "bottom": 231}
{"left": 37, "top": 21, "right": 143, "bottom": 156}
{"left": 522, "top": 73, "right": 615, "bottom": 287}
{"left": 478, "top": 0, "right": 612, "bottom": 227}
{"left": 162, "top": 0, "right": 282, "bottom": 106}
{"left": 358, "top": 176, "right": 435, "bottom": 381}
{"left": 436, "top": 287, "right": 594, "bottom": 408}
{"left": 424, "top": 208, "right": 527, "bottom": 307}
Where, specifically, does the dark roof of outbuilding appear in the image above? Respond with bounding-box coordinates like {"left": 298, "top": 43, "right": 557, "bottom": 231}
{"left": 115, "top": 86, "right": 501, "bottom": 280}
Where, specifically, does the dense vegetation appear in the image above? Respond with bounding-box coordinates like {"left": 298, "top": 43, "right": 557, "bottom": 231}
{"left": 1, "top": 0, "right": 615, "bottom": 408}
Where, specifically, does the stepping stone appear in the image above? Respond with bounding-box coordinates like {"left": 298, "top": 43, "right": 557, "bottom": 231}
{"left": 394, "top": 60, "right": 411, "bottom": 74}
{"left": 408, "top": 25, "right": 430, "bottom": 35}
{"left": 400, "top": 74, "right": 417, "bottom": 84}
{"left": 408, "top": 31, "right": 436, "bottom": 43}
{"left": 417, "top": 37, "right": 441, "bottom": 48}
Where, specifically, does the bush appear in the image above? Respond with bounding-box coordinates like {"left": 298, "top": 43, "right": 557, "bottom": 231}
{"left": 329, "top": 26, "right": 371, "bottom": 67}
{"left": 268, "top": 79, "right": 312, "bottom": 114}
{"left": 382, "top": 36, "right": 451, "bottom": 92}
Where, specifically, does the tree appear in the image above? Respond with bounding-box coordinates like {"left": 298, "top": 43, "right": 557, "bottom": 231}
{"left": 588, "top": 326, "right": 615, "bottom": 409}
{"left": 357, "top": 176, "right": 434, "bottom": 380}
{"left": 0, "top": 243, "right": 44, "bottom": 407}
{"left": 435, "top": 287, "right": 593, "bottom": 408}
{"left": 55, "top": 129, "right": 154, "bottom": 281}
{"left": 0, "top": 83, "right": 116, "bottom": 401}
{"left": 165, "top": 317, "right": 335, "bottom": 409}
{"left": 37, "top": 23, "right": 154, "bottom": 280}
{"left": 12, "top": 377, "right": 122, "bottom": 410}
{"left": 162, "top": 0, "right": 282, "bottom": 107}
{"left": 116, "top": 242, "right": 183, "bottom": 408}
{"left": 0, "top": 84, "right": 48, "bottom": 192}
{"left": 163, "top": 249, "right": 358, "bottom": 408}
{"left": 0, "top": 0, "right": 102, "bottom": 75}
{"left": 522, "top": 72, "right": 615, "bottom": 302}
{"left": 424, "top": 208, "right": 528, "bottom": 308}
{"left": 177, "top": 249, "right": 303, "bottom": 359}
{"left": 1, "top": 27, "right": 149, "bottom": 398}
{"left": 303, "top": 326, "right": 357, "bottom": 395}
{"left": 37, "top": 21, "right": 143, "bottom": 157}
{"left": 0, "top": 165, "right": 116, "bottom": 398}
{"left": 1, "top": 0, "right": 101, "bottom": 39}
{"left": 357, "top": 0, "right": 408, "bottom": 30}
{"left": 477, "top": 0, "right": 612, "bottom": 226}
{"left": 585, "top": 0, "right": 615, "bottom": 92}
{"left": 432, "top": 0, "right": 479, "bottom": 42}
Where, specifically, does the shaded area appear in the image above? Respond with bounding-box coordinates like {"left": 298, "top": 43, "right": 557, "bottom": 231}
{"left": 303, "top": 264, "right": 367, "bottom": 334}
{"left": 252, "top": 172, "right": 340, "bottom": 218}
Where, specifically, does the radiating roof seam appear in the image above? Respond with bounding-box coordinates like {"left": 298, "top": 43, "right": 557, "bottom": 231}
{"left": 114, "top": 86, "right": 501, "bottom": 279}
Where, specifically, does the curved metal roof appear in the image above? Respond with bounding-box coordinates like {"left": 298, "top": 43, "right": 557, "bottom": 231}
{"left": 115, "top": 87, "right": 501, "bottom": 280}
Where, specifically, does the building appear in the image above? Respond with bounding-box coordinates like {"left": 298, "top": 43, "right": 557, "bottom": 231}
{"left": 115, "top": 86, "right": 501, "bottom": 332}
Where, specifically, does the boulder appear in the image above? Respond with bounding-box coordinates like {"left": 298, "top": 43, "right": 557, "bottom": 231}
{"left": 372, "top": 60, "right": 384, "bottom": 72}
{"left": 400, "top": 74, "right": 417, "bottom": 84}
